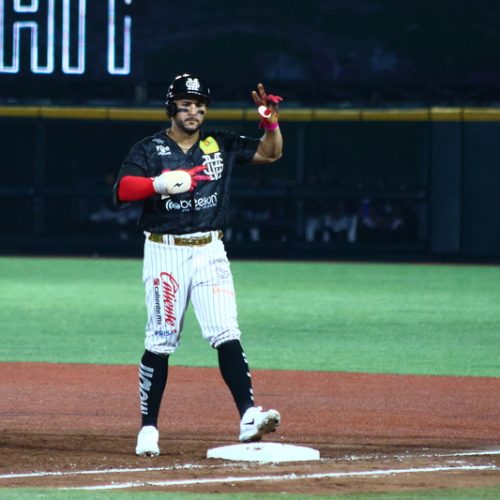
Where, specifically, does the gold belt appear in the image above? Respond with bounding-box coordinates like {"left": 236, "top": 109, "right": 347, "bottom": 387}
{"left": 149, "top": 231, "right": 223, "bottom": 246}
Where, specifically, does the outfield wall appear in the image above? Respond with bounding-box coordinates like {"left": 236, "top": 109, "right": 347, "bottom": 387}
{"left": 1, "top": 106, "right": 499, "bottom": 260}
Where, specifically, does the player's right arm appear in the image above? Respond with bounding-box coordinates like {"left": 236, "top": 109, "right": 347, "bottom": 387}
{"left": 114, "top": 142, "right": 150, "bottom": 205}
{"left": 116, "top": 166, "right": 209, "bottom": 202}
{"left": 114, "top": 140, "right": 210, "bottom": 204}
{"left": 250, "top": 83, "right": 283, "bottom": 165}
{"left": 116, "top": 175, "right": 156, "bottom": 202}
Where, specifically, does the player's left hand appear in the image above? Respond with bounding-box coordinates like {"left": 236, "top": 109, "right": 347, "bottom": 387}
{"left": 153, "top": 166, "right": 210, "bottom": 195}
{"left": 251, "top": 83, "right": 283, "bottom": 128}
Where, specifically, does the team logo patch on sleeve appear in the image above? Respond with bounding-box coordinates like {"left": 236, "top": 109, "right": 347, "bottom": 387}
{"left": 199, "top": 136, "right": 220, "bottom": 154}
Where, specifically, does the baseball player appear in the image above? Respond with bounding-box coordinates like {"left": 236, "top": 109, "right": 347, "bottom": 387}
{"left": 114, "top": 73, "right": 283, "bottom": 456}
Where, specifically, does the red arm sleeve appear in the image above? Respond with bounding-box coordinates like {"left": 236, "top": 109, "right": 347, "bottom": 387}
{"left": 117, "top": 175, "right": 156, "bottom": 201}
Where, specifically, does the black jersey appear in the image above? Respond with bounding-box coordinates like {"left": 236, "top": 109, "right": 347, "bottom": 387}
{"left": 115, "top": 128, "right": 260, "bottom": 234}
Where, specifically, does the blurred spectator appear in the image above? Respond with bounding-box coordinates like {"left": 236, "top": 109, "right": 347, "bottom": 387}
{"left": 305, "top": 200, "right": 358, "bottom": 243}
{"left": 225, "top": 198, "right": 288, "bottom": 244}
{"left": 358, "top": 198, "right": 410, "bottom": 242}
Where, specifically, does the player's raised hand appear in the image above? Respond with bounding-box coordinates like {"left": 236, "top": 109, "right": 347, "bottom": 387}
{"left": 251, "top": 83, "right": 282, "bottom": 108}
{"left": 251, "top": 83, "right": 283, "bottom": 129}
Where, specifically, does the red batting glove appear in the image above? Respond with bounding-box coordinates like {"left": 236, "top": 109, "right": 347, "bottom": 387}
{"left": 182, "top": 165, "right": 211, "bottom": 190}
{"left": 266, "top": 94, "right": 283, "bottom": 105}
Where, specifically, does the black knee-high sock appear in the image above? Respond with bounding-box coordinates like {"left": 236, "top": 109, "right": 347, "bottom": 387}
{"left": 217, "top": 340, "right": 254, "bottom": 417}
{"left": 139, "top": 350, "right": 169, "bottom": 427}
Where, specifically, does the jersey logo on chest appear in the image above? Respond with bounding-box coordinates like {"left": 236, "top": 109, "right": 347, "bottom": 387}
{"left": 199, "top": 136, "right": 224, "bottom": 180}
{"left": 202, "top": 151, "right": 224, "bottom": 180}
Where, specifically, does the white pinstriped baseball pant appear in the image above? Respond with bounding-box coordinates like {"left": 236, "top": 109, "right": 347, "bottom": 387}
{"left": 142, "top": 231, "right": 241, "bottom": 355}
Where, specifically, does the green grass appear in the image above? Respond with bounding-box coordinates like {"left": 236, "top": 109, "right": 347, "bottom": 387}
{"left": 0, "top": 485, "right": 499, "bottom": 499}
{"left": 0, "top": 257, "right": 499, "bottom": 377}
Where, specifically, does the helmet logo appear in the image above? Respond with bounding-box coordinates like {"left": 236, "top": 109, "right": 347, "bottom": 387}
{"left": 185, "top": 78, "right": 201, "bottom": 92}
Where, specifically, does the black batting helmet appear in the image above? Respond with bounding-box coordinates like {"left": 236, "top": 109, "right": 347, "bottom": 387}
{"left": 165, "top": 73, "right": 211, "bottom": 117}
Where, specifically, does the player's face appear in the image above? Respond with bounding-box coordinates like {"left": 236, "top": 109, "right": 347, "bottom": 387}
{"left": 173, "top": 98, "right": 207, "bottom": 135}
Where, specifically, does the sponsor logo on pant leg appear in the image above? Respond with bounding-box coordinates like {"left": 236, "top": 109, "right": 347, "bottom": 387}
{"left": 160, "top": 272, "right": 179, "bottom": 333}
{"left": 153, "top": 278, "right": 162, "bottom": 326}
{"left": 215, "top": 266, "right": 230, "bottom": 279}
{"left": 151, "top": 276, "right": 177, "bottom": 337}
{"left": 212, "top": 286, "right": 235, "bottom": 296}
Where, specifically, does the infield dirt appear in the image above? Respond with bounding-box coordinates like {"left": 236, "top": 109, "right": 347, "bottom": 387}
{"left": 0, "top": 362, "right": 499, "bottom": 495}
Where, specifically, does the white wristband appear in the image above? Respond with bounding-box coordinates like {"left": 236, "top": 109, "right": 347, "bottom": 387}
{"left": 258, "top": 105, "right": 272, "bottom": 120}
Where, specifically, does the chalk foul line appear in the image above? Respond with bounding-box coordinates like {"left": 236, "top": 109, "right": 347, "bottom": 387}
{"left": 345, "top": 449, "right": 500, "bottom": 462}
{"left": 1, "top": 448, "right": 499, "bottom": 487}
{"left": 1, "top": 449, "right": 499, "bottom": 481}
{"left": 64, "top": 464, "right": 500, "bottom": 491}
{"left": 0, "top": 463, "right": 206, "bottom": 480}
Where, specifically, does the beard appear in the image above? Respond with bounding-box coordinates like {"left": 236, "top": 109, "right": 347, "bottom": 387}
{"left": 174, "top": 115, "right": 203, "bottom": 135}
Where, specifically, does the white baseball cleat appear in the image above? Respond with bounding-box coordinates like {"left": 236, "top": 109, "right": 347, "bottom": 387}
{"left": 239, "top": 406, "right": 281, "bottom": 442}
{"left": 136, "top": 425, "right": 160, "bottom": 456}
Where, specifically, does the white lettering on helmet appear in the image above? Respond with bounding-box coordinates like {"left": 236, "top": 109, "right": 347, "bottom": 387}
{"left": 185, "top": 78, "right": 200, "bottom": 91}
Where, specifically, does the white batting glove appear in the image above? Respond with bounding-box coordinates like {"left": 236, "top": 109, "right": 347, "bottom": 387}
{"left": 152, "top": 170, "right": 192, "bottom": 195}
